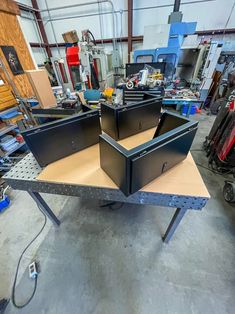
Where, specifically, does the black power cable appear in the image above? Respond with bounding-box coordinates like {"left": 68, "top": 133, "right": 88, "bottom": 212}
{"left": 87, "top": 30, "right": 96, "bottom": 45}
{"left": 11, "top": 206, "right": 47, "bottom": 309}
{"left": 196, "top": 163, "right": 233, "bottom": 177}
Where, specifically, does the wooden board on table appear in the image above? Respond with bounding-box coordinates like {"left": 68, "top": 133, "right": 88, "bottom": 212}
{"left": 37, "top": 128, "right": 210, "bottom": 198}
{"left": 25, "top": 70, "right": 57, "bottom": 109}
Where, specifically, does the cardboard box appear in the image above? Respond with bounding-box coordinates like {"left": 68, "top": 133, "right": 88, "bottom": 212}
{"left": 62, "top": 30, "right": 79, "bottom": 43}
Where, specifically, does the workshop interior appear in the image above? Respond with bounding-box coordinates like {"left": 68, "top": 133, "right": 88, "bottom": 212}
{"left": 0, "top": 0, "right": 235, "bottom": 313}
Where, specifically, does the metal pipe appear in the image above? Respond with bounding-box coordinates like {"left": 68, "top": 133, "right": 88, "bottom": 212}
{"left": 223, "top": 0, "right": 235, "bottom": 34}
{"left": 97, "top": 1, "right": 104, "bottom": 47}
{"left": 43, "top": 11, "right": 116, "bottom": 21}
{"left": 31, "top": 0, "right": 52, "bottom": 58}
{"left": 173, "top": 0, "right": 181, "bottom": 12}
{"left": 40, "top": 0, "right": 108, "bottom": 13}
{"left": 128, "top": 0, "right": 133, "bottom": 63}
{"left": 40, "top": 0, "right": 117, "bottom": 53}
{"left": 196, "top": 28, "right": 235, "bottom": 35}
{"left": 19, "top": 13, "right": 35, "bottom": 20}
{"left": 41, "top": 0, "right": 215, "bottom": 22}
{"left": 18, "top": 0, "right": 214, "bottom": 16}
{"left": 44, "top": 0, "right": 61, "bottom": 57}
{"left": 134, "top": 0, "right": 214, "bottom": 11}
{"left": 29, "top": 25, "right": 235, "bottom": 49}
{"left": 119, "top": 10, "right": 124, "bottom": 65}
{"left": 106, "top": 0, "right": 117, "bottom": 51}
{"left": 31, "top": 11, "right": 48, "bottom": 59}
{"left": 16, "top": 1, "right": 39, "bottom": 12}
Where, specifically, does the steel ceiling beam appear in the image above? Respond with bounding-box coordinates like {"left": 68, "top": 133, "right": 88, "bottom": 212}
{"left": 29, "top": 27, "right": 235, "bottom": 49}
{"left": 31, "top": 0, "right": 52, "bottom": 58}
{"left": 127, "top": 0, "right": 133, "bottom": 63}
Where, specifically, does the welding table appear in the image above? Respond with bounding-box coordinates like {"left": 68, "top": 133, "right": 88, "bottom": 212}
{"left": 3, "top": 128, "right": 210, "bottom": 243}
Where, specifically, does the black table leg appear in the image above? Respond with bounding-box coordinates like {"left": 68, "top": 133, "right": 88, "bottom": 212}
{"left": 162, "top": 207, "right": 187, "bottom": 243}
{"left": 28, "top": 191, "right": 61, "bottom": 226}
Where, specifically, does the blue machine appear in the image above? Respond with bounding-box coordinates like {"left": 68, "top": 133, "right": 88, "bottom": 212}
{"left": 134, "top": 22, "right": 197, "bottom": 79}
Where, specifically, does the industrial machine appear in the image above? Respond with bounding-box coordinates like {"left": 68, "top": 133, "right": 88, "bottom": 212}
{"left": 133, "top": 0, "right": 195, "bottom": 75}
{"left": 134, "top": 21, "right": 197, "bottom": 80}
{"left": 133, "top": 0, "right": 197, "bottom": 82}
{"left": 177, "top": 41, "right": 222, "bottom": 86}
{"left": 199, "top": 41, "right": 223, "bottom": 101}
{"left": 52, "top": 29, "right": 109, "bottom": 92}
{"left": 133, "top": 0, "right": 222, "bottom": 101}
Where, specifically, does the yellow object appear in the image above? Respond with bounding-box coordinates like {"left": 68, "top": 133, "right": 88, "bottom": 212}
{"left": 2, "top": 114, "right": 23, "bottom": 125}
{"left": 103, "top": 87, "right": 114, "bottom": 99}
{"left": 149, "top": 73, "right": 163, "bottom": 80}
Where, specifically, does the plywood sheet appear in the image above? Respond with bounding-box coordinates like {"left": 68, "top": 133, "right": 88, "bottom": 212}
{"left": 0, "top": 0, "right": 20, "bottom": 15}
{"left": 25, "top": 70, "right": 56, "bottom": 108}
{"left": 118, "top": 128, "right": 156, "bottom": 149}
{"left": 0, "top": 11, "right": 35, "bottom": 97}
{"left": 37, "top": 128, "right": 209, "bottom": 198}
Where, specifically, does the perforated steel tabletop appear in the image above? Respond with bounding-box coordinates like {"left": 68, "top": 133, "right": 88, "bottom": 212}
{"left": 4, "top": 153, "right": 209, "bottom": 210}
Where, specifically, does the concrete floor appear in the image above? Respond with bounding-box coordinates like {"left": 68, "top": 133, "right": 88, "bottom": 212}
{"left": 1, "top": 112, "right": 235, "bottom": 314}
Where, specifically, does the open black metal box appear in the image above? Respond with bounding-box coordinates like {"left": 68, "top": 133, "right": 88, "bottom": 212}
{"left": 101, "top": 95, "right": 162, "bottom": 140}
{"left": 100, "top": 112, "right": 198, "bottom": 196}
{"left": 21, "top": 106, "right": 101, "bottom": 167}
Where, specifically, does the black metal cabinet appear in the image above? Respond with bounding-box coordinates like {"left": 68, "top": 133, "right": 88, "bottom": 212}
{"left": 101, "top": 96, "right": 162, "bottom": 140}
{"left": 22, "top": 109, "right": 101, "bottom": 167}
{"left": 100, "top": 112, "right": 198, "bottom": 196}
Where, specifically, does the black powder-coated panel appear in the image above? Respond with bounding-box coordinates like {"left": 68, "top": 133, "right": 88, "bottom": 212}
{"left": 99, "top": 135, "right": 129, "bottom": 195}
{"left": 81, "top": 103, "right": 92, "bottom": 112}
{"left": 22, "top": 112, "right": 101, "bottom": 167}
{"left": 130, "top": 127, "right": 197, "bottom": 194}
{"left": 32, "top": 107, "right": 80, "bottom": 116}
{"left": 100, "top": 104, "right": 118, "bottom": 140}
{"left": 99, "top": 112, "right": 198, "bottom": 196}
{"left": 154, "top": 112, "right": 189, "bottom": 137}
{"left": 101, "top": 98, "right": 162, "bottom": 140}
{"left": 117, "top": 99, "right": 162, "bottom": 139}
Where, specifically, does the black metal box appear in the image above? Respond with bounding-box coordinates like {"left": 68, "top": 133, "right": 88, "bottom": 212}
{"left": 21, "top": 108, "right": 101, "bottom": 167}
{"left": 100, "top": 112, "right": 198, "bottom": 196}
{"left": 101, "top": 96, "right": 162, "bottom": 140}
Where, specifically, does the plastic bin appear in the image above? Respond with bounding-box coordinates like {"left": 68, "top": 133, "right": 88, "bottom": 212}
{"left": 181, "top": 104, "right": 197, "bottom": 116}
{"left": 0, "top": 135, "right": 17, "bottom": 150}
{"left": 27, "top": 99, "right": 39, "bottom": 107}
{"left": 0, "top": 195, "right": 10, "bottom": 213}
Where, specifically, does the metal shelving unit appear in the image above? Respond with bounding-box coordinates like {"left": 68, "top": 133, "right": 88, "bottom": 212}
{"left": 3, "top": 142, "right": 25, "bottom": 157}
{"left": 0, "top": 105, "right": 19, "bottom": 117}
{"left": 0, "top": 124, "right": 17, "bottom": 137}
